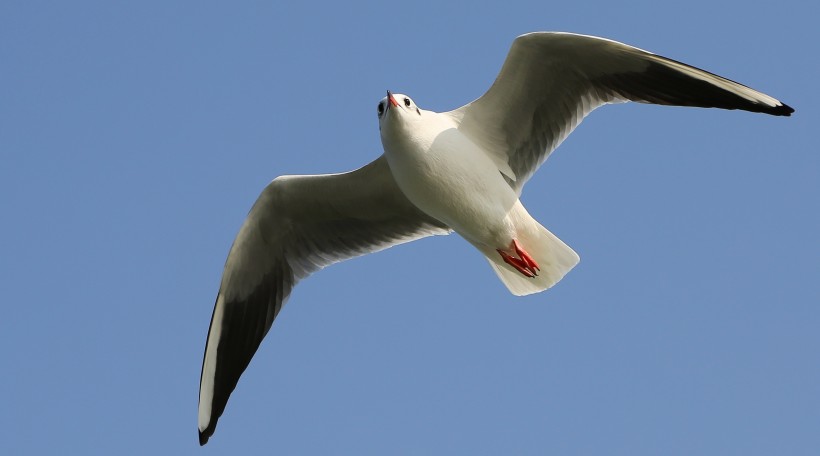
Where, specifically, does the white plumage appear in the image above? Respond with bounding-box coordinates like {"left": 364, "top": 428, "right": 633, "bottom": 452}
{"left": 198, "top": 32, "right": 792, "bottom": 444}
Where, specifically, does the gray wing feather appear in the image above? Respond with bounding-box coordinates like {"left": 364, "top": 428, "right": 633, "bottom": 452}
{"left": 197, "top": 155, "right": 449, "bottom": 444}
{"left": 448, "top": 32, "right": 793, "bottom": 192}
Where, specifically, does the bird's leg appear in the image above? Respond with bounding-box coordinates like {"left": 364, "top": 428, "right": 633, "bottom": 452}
{"left": 512, "top": 239, "right": 540, "bottom": 273}
{"left": 497, "top": 239, "right": 540, "bottom": 278}
{"left": 498, "top": 250, "right": 535, "bottom": 277}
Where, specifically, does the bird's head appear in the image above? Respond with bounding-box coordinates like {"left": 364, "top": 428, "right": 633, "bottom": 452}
{"left": 377, "top": 90, "right": 422, "bottom": 132}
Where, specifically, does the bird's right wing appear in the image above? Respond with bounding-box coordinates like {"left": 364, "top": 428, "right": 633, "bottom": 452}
{"left": 198, "top": 155, "right": 450, "bottom": 444}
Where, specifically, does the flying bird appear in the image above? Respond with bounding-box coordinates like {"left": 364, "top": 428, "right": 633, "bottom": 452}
{"left": 197, "top": 32, "right": 793, "bottom": 444}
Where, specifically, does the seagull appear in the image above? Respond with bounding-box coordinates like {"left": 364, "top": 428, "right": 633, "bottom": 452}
{"left": 197, "top": 32, "right": 793, "bottom": 444}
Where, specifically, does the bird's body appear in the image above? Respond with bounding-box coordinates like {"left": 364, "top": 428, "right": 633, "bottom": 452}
{"left": 380, "top": 94, "right": 578, "bottom": 294}
{"left": 197, "top": 32, "right": 793, "bottom": 445}
{"left": 381, "top": 106, "right": 515, "bottom": 251}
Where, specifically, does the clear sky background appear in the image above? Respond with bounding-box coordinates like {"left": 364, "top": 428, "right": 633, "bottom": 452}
{"left": 2, "top": 1, "right": 817, "bottom": 454}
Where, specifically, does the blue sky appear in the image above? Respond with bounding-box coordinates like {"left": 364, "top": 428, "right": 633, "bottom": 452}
{"left": 2, "top": 1, "right": 817, "bottom": 454}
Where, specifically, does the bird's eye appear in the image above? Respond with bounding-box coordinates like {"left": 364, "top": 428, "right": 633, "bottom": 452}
{"left": 377, "top": 102, "right": 384, "bottom": 116}
{"left": 404, "top": 98, "right": 411, "bottom": 107}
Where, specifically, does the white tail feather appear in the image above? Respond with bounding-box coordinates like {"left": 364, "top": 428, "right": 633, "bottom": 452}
{"left": 482, "top": 222, "right": 579, "bottom": 296}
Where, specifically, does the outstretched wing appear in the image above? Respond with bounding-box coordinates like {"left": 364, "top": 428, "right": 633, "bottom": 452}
{"left": 198, "top": 155, "right": 449, "bottom": 444}
{"left": 448, "top": 32, "right": 793, "bottom": 192}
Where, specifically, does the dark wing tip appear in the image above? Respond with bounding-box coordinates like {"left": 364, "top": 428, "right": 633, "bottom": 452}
{"left": 197, "top": 271, "right": 289, "bottom": 447}
{"left": 769, "top": 102, "right": 795, "bottom": 117}
{"left": 605, "top": 53, "right": 796, "bottom": 118}
{"left": 199, "top": 428, "right": 212, "bottom": 446}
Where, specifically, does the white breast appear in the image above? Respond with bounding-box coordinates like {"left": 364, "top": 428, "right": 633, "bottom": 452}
{"left": 381, "top": 112, "right": 518, "bottom": 247}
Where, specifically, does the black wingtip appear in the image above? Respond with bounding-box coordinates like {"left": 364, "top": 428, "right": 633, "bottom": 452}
{"left": 199, "top": 427, "right": 212, "bottom": 446}
{"left": 771, "top": 102, "right": 795, "bottom": 117}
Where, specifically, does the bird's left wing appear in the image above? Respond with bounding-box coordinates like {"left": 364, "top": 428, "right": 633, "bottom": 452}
{"left": 447, "top": 32, "right": 793, "bottom": 193}
{"left": 198, "top": 155, "right": 449, "bottom": 444}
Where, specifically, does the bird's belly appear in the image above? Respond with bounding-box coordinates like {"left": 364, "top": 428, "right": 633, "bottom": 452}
{"left": 385, "top": 129, "right": 517, "bottom": 246}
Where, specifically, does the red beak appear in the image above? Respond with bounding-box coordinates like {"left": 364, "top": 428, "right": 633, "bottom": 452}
{"left": 387, "top": 90, "right": 399, "bottom": 108}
